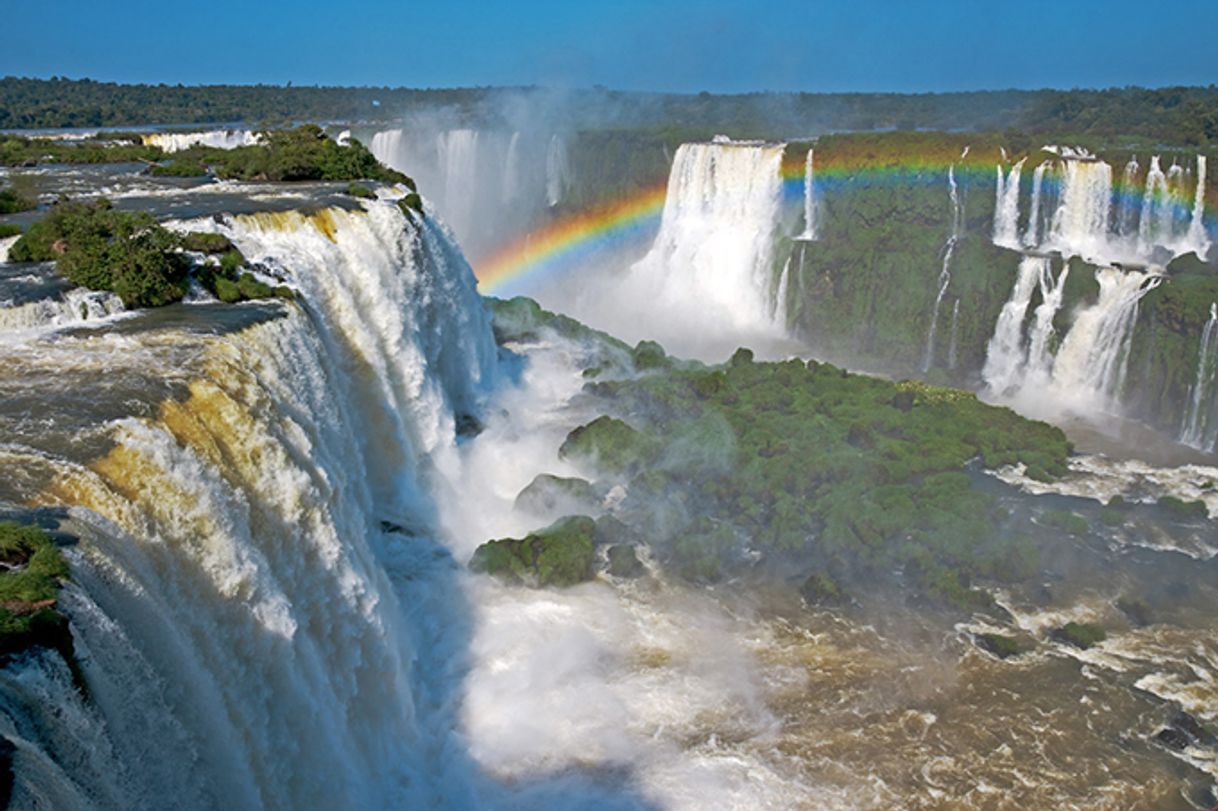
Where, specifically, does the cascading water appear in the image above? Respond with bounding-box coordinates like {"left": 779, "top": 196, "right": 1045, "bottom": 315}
{"left": 947, "top": 298, "right": 961, "bottom": 370}
{"left": 986, "top": 258, "right": 1161, "bottom": 415}
{"left": 1022, "top": 161, "right": 1050, "bottom": 247}
{"left": 369, "top": 127, "right": 565, "bottom": 260}
{"left": 1181, "top": 302, "right": 1218, "bottom": 451}
{"left": 142, "top": 130, "right": 262, "bottom": 153}
{"left": 798, "top": 148, "right": 817, "bottom": 240}
{"left": 1188, "top": 155, "right": 1210, "bottom": 255}
{"left": 1117, "top": 156, "right": 1141, "bottom": 238}
{"left": 922, "top": 164, "right": 963, "bottom": 372}
{"left": 0, "top": 201, "right": 501, "bottom": 808}
{"left": 982, "top": 256, "right": 1047, "bottom": 393}
{"left": 1049, "top": 158, "right": 1114, "bottom": 260}
{"left": 626, "top": 140, "right": 787, "bottom": 336}
{"left": 545, "top": 135, "right": 569, "bottom": 208}
{"left": 993, "top": 158, "right": 1025, "bottom": 248}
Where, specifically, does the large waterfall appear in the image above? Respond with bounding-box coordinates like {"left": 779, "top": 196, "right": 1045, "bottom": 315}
{"left": 0, "top": 200, "right": 501, "bottom": 808}
{"left": 369, "top": 127, "right": 567, "bottom": 261}
{"left": 626, "top": 140, "right": 787, "bottom": 336}
{"left": 992, "top": 158, "right": 1025, "bottom": 248}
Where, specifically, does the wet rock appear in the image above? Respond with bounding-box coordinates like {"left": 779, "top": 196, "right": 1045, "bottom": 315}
{"left": 455, "top": 413, "right": 484, "bottom": 439}
{"left": 514, "top": 474, "right": 599, "bottom": 515}
{"left": 1171, "top": 711, "right": 1217, "bottom": 746}
{"left": 1049, "top": 621, "right": 1106, "bottom": 649}
{"left": 1115, "top": 595, "right": 1152, "bottom": 627}
{"left": 469, "top": 515, "right": 596, "bottom": 588}
{"left": 799, "top": 572, "right": 844, "bottom": 606}
{"left": 1155, "top": 727, "right": 1191, "bottom": 751}
{"left": 606, "top": 544, "right": 644, "bottom": 578}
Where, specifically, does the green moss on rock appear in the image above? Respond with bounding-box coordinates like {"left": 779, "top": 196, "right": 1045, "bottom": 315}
{"left": 469, "top": 515, "right": 597, "bottom": 588}
{"left": 514, "top": 474, "right": 600, "bottom": 514}
{"left": 559, "top": 416, "right": 655, "bottom": 475}
{"left": 1051, "top": 621, "right": 1106, "bottom": 649}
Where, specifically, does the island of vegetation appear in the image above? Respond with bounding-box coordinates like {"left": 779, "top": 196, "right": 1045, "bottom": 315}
{"left": 0, "top": 522, "right": 73, "bottom": 666}
{"left": 473, "top": 297, "right": 1078, "bottom": 611}
{"left": 8, "top": 198, "right": 290, "bottom": 307}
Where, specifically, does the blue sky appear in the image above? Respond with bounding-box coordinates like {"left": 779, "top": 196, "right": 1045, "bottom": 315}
{"left": 4, "top": 0, "right": 1217, "bottom": 93}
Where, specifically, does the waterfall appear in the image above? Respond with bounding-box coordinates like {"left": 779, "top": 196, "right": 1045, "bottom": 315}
{"left": 1023, "top": 161, "right": 1049, "bottom": 247}
{"left": 773, "top": 256, "right": 791, "bottom": 322}
{"left": 982, "top": 256, "right": 1047, "bottom": 393}
{"left": 545, "top": 135, "right": 570, "bottom": 208}
{"left": 985, "top": 258, "right": 1158, "bottom": 414}
{"left": 502, "top": 131, "right": 521, "bottom": 204}
{"left": 798, "top": 148, "right": 817, "bottom": 240}
{"left": 1181, "top": 303, "right": 1218, "bottom": 451}
{"left": 627, "top": 140, "right": 787, "bottom": 333}
{"left": 1137, "top": 156, "right": 1171, "bottom": 253}
{"left": 1117, "top": 156, "right": 1141, "bottom": 239}
{"left": 0, "top": 288, "right": 125, "bottom": 334}
{"left": 1050, "top": 159, "right": 1113, "bottom": 259}
{"left": 368, "top": 126, "right": 561, "bottom": 260}
{"left": 992, "top": 159, "right": 1025, "bottom": 248}
{"left": 0, "top": 201, "right": 500, "bottom": 808}
{"left": 1023, "top": 261, "right": 1070, "bottom": 386}
{"left": 922, "top": 165, "right": 962, "bottom": 372}
{"left": 142, "top": 130, "right": 262, "bottom": 153}
{"left": 1050, "top": 267, "right": 1159, "bottom": 410}
{"left": 1188, "top": 155, "right": 1210, "bottom": 256}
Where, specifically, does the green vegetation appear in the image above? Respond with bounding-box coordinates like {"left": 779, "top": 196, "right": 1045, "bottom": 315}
{"left": 5, "top": 77, "right": 1218, "bottom": 146}
{"left": 514, "top": 474, "right": 599, "bottom": 514}
{"left": 1052, "top": 621, "right": 1107, "bottom": 649}
{"left": 7, "top": 198, "right": 289, "bottom": 307}
{"left": 1043, "top": 509, "right": 1089, "bottom": 536}
{"left": 1156, "top": 495, "right": 1209, "bottom": 521}
{"left": 9, "top": 198, "right": 190, "bottom": 307}
{"left": 556, "top": 351, "right": 1069, "bottom": 606}
{"left": 976, "top": 633, "right": 1023, "bottom": 659}
{"left": 0, "top": 224, "right": 21, "bottom": 239}
{"left": 490, "top": 296, "right": 632, "bottom": 354}
{"left": 345, "top": 182, "right": 375, "bottom": 199}
{"left": 150, "top": 126, "right": 412, "bottom": 184}
{"left": 0, "top": 182, "right": 36, "bottom": 214}
{"left": 0, "top": 133, "right": 164, "bottom": 167}
{"left": 469, "top": 515, "right": 597, "bottom": 588}
{"left": 0, "top": 522, "right": 72, "bottom": 661}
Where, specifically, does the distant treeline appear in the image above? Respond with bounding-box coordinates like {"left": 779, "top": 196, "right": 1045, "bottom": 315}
{"left": 3, "top": 77, "right": 1218, "bottom": 144}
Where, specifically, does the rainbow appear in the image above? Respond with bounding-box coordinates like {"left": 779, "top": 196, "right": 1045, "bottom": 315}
{"left": 476, "top": 182, "right": 667, "bottom": 296}
{"left": 475, "top": 145, "right": 1213, "bottom": 295}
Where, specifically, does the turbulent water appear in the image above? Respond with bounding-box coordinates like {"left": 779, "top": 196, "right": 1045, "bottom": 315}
{"left": 142, "top": 130, "right": 262, "bottom": 153}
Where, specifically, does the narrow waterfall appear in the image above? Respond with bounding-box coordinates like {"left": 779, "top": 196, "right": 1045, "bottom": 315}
{"left": 993, "top": 159, "right": 1025, "bottom": 248}
{"left": 1188, "top": 155, "right": 1210, "bottom": 255}
{"left": 1137, "top": 156, "right": 1170, "bottom": 252}
{"left": 922, "top": 165, "right": 962, "bottom": 372}
{"left": 1023, "top": 161, "right": 1049, "bottom": 247}
{"left": 0, "top": 202, "right": 500, "bottom": 809}
{"left": 545, "top": 135, "right": 570, "bottom": 207}
{"left": 1181, "top": 302, "right": 1218, "bottom": 451}
{"left": 627, "top": 140, "right": 787, "bottom": 333}
{"left": 982, "top": 256, "right": 1047, "bottom": 393}
{"left": 798, "top": 148, "right": 817, "bottom": 240}
{"left": 1023, "top": 261, "right": 1070, "bottom": 386}
{"left": 1117, "top": 156, "right": 1141, "bottom": 238}
{"left": 502, "top": 131, "right": 521, "bottom": 204}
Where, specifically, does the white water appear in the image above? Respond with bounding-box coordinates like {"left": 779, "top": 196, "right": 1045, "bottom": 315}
{"left": 998, "top": 151, "right": 1210, "bottom": 265}
{"left": 987, "top": 263, "right": 1161, "bottom": 418}
{"left": 369, "top": 127, "right": 566, "bottom": 259}
{"left": 0, "top": 202, "right": 504, "bottom": 808}
{"left": 545, "top": 135, "right": 570, "bottom": 208}
{"left": 798, "top": 148, "right": 817, "bottom": 240}
{"left": 1181, "top": 302, "right": 1218, "bottom": 452}
{"left": 922, "top": 165, "right": 962, "bottom": 372}
{"left": 0, "top": 288, "right": 126, "bottom": 335}
{"left": 143, "top": 130, "right": 262, "bottom": 153}
{"left": 993, "top": 159, "right": 1025, "bottom": 248}
{"left": 622, "top": 140, "right": 788, "bottom": 343}
{"left": 946, "top": 298, "right": 961, "bottom": 370}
